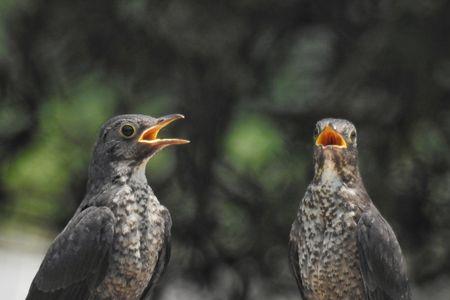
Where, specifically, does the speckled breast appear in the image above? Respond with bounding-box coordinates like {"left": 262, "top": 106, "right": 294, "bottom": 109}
{"left": 296, "top": 185, "right": 365, "bottom": 300}
{"left": 95, "top": 185, "right": 166, "bottom": 300}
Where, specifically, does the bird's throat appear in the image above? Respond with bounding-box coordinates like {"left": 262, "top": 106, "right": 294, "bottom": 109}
{"left": 315, "top": 159, "right": 342, "bottom": 189}
{"left": 313, "top": 149, "right": 360, "bottom": 187}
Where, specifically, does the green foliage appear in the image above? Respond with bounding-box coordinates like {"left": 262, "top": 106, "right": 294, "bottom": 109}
{"left": 4, "top": 75, "right": 117, "bottom": 222}
{"left": 225, "top": 114, "right": 283, "bottom": 173}
{"left": 0, "top": 0, "right": 449, "bottom": 297}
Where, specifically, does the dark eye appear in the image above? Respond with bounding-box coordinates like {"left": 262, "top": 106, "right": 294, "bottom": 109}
{"left": 350, "top": 130, "right": 357, "bottom": 141}
{"left": 120, "top": 124, "right": 135, "bottom": 138}
{"left": 314, "top": 126, "right": 320, "bottom": 137}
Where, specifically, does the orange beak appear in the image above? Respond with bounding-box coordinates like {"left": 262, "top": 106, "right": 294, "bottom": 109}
{"left": 315, "top": 126, "right": 347, "bottom": 148}
{"left": 138, "top": 114, "right": 190, "bottom": 147}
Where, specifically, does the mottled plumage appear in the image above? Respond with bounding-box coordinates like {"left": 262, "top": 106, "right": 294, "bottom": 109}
{"left": 289, "top": 118, "right": 410, "bottom": 300}
{"left": 27, "top": 114, "right": 188, "bottom": 300}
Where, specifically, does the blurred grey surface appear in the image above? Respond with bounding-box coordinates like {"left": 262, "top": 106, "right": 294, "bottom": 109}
{"left": 1, "top": 232, "right": 449, "bottom": 300}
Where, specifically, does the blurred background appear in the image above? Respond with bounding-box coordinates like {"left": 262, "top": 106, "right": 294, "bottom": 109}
{"left": 0, "top": 0, "right": 449, "bottom": 299}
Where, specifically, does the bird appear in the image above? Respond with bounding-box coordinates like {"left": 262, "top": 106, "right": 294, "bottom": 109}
{"left": 289, "top": 118, "right": 411, "bottom": 300}
{"left": 26, "top": 114, "right": 189, "bottom": 300}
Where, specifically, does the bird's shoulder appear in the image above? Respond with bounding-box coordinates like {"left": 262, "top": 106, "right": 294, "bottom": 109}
{"left": 27, "top": 206, "right": 115, "bottom": 299}
{"left": 357, "top": 205, "right": 411, "bottom": 299}
{"left": 157, "top": 205, "right": 172, "bottom": 234}
{"left": 77, "top": 184, "right": 124, "bottom": 212}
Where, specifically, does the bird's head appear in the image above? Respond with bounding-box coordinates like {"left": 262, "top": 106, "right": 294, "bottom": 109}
{"left": 313, "top": 118, "right": 360, "bottom": 183}
{"left": 88, "top": 114, "right": 189, "bottom": 185}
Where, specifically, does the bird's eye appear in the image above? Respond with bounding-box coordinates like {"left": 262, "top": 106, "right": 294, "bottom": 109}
{"left": 120, "top": 124, "right": 135, "bottom": 138}
{"left": 314, "top": 126, "right": 320, "bottom": 137}
{"left": 350, "top": 130, "right": 357, "bottom": 141}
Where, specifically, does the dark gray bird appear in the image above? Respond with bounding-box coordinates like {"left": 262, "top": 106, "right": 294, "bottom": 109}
{"left": 289, "top": 118, "right": 411, "bottom": 300}
{"left": 27, "top": 114, "right": 189, "bottom": 300}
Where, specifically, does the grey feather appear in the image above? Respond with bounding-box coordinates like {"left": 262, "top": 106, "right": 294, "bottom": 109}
{"left": 289, "top": 118, "right": 411, "bottom": 299}
{"left": 288, "top": 235, "right": 305, "bottom": 300}
{"left": 26, "top": 114, "right": 186, "bottom": 299}
{"left": 27, "top": 206, "right": 115, "bottom": 300}
{"left": 357, "top": 207, "right": 411, "bottom": 300}
{"left": 140, "top": 208, "right": 172, "bottom": 300}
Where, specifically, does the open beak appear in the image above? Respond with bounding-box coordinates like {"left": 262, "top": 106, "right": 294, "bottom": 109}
{"left": 138, "top": 114, "right": 190, "bottom": 148}
{"left": 315, "top": 126, "right": 347, "bottom": 148}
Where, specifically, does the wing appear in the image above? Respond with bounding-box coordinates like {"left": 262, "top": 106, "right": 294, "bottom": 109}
{"left": 357, "top": 207, "right": 411, "bottom": 300}
{"left": 140, "top": 208, "right": 172, "bottom": 300}
{"left": 26, "top": 206, "right": 115, "bottom": 300}
{"left": 288, "top": 221, "right": 306, "bottom": 300}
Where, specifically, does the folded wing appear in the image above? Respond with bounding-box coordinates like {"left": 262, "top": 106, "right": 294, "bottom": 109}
{"left": 26, "top": 206, "right": 115, "bottom": 300}
{"left": 357, "top": 207, "right": 411, "bottom": 300}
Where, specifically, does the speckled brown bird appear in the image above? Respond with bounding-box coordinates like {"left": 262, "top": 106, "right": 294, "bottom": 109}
{"left": 26, "top": 114, "right": 189, "bottom": 300}
{"left": 289, "top": 118, "right": 411, "bottom": 300}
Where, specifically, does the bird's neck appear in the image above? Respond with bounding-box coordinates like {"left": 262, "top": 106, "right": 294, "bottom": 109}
{"left": 313, "top": 155, "right": 362, "bottom": 189}
{"left": 86, "top": 159, "right": 150, "bottom": 194}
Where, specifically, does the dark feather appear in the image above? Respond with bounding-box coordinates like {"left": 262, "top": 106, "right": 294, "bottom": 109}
{"left": 289, "top": 221, "right": 306, "bottom": 300}
{"left": 140, "top": 208, "right": 172, "bottom": 300}
{"left": 26, "top": 206, "right": 115, "bottom": 300}
{"left": 357, "top": 207, "right": 411, "bottom": 300}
